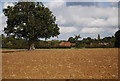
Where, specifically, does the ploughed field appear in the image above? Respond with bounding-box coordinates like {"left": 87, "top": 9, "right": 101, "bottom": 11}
{"left": 2, "top": 48, "right": 118, "bottom": 79}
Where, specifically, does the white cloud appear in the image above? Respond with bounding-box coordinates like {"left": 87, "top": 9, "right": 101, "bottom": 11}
{"left": 60, "top": 26, "right": 77, "bottom": 33}
{"left": 0, "top": 2, "right": 118, "bottom": 39}
{"left": 81, "top": 27, "right": 104, "bottom": 33}
{"left": 3, "top": 2, "right": 14, "bottom": 9}
{"left": 45, "top": 2, "right": 118, "bottom": 39}
{"left": 56, "top": 15, "right": 66, "bottom": 25}
{"left": 0, "top": 13, "right": 7, "bottom": 31}
{"left": 0, "top": 2, "right": 14, "bottom": 34}
{"left": 106, "top": 28, "right": 118, "bottom": 34}
{"left": 45, "top": 1, "right": 65, "bottom": 10}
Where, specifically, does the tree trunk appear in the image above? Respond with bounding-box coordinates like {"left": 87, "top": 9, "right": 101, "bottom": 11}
{"left": 29, "top": 43, "right": 35, "bottom": 50}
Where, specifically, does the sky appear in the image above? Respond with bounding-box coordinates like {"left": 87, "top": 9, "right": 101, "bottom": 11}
{"left": 0, "top": 0, "right": 119, "bottom": 40}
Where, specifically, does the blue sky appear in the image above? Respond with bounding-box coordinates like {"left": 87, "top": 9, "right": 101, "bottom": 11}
{"left": 0, "top": 0, "right": 119, "bottom": 40}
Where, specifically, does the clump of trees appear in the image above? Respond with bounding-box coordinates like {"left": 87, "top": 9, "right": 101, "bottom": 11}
{"left": 115, "top": 30, "right": 120, "bottom": 48}
{"left": 68, "top": 35, "right": 81, "bottom": 48}
{"left": 68, "top": 34, "right": 81, "bottom": 43}
{"left": 2, "top": 34, "right": 29, "bottom": 49}
{"left": 1, "top": 34, "right": 116, "bottom": 49}
{"left": 3, "top": 2, "right": 60, "bottom": 50}
{"left": 68, "top": 34, "right": 115, "bottom": 48}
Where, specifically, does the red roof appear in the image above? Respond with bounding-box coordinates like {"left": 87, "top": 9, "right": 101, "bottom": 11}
{"left": 59, "top": 42, "right": 76, "bottom": 46}
{"left": 98, "top": 43, "right": 108, "bottom": 45}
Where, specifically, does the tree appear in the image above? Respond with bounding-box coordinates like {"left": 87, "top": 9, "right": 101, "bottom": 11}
{"left": 86, "top": 37, "right": 92, "bottom": 44}
{"left": 68, "top": 34, "right": 81, "bottom": 43}
{"left": 98, "top": 34, "right": 100, "bottom": 40}
{"left": 74, "top": 34, "right": 81, "bottom": 41}
{"left": 68, "top": 37, "right": 75, "bottom": 43}
{"left": 3, "top": 2, "right": 60, "bottom": 50}
{"left": 115, "top": 30, "right": 120, "bottom": 48}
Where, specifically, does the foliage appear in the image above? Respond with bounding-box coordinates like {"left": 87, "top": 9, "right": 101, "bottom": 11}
{"left": 74, "top": 34, "right": 81, "bottom": 41}
{"left": 2, "top": 35, "right": 29, "bottom": 49}
{"left": 68, "top": 34, "right": 81, "bottom": 43}
{"left": 2, "top": 34, "right": 116, "bottom": 49}
{"left": 3, "top": 2, "right": 60, "bottom": 49}
{"left": 68, "top": 37, "right": 75, "bottom": 43}
{"left": 115, "top": 30, "right": 120, "bottom": 48}
{"left": 98, "top": 34, "right": 100, "bottom": 40}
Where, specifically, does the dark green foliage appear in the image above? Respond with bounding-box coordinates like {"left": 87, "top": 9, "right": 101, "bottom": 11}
{"left": 83, "top": 37, "right": 92, "bottom": 45}
{"left": 74, "top": 34, "right": 81, "bottom": 41}
{"left": 68, "top": 34, "right": 115, "bottom": 48}
{"left": 2, "top": 35, "right": 29, "bottom": 49}
{"left": 75, "top": 41, "right": 83, "bottom": 48}
{"left": 2, "top": 34, "right": 115, "bottom": 49}
{"left": 115, "top": 30, "right": 120, "bottom": 48}
{"left": 3, "top": 2, "right": 60, "bottom": 49}
{"left": 81, "top": 36, "right": 115, "bottom": 48}
{"left": 101, "top": 36, "right": 115, "bottom": 47}
{"left": 68, "top": 35, "right": 81, "bottom": 48}
{"left": 68, "top": 34, "right": 81, "bottom": 43}
{"left": 98, "top": 34, "right": 100, "bottom": 40}
{"left": 68, "top": 37, "right": 75, "bottom": 43}
{"left": 49, "top": 40, "right": 60, "bottom": 46}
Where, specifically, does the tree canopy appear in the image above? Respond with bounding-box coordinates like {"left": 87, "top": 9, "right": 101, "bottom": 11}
{"left": 68, "top": 34, "right": 81, "bottom": 43}
{"left": 3, "top": 2, "right": 60, "bottom": 50}
{"left": 98, "top": 34, "right": 100, "bottom": 40}
{"left": 115, "top": 30, "right": 120, "bottom": 48}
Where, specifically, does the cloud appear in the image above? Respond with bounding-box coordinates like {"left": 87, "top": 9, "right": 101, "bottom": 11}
{"left": 45, "top": 2, "right": 118, "bottom": 27}
{"left": 3, "top": 2, "right": 14, "bottom": 9}
{"left": 56, "top": 15, "right": 66, "bottom": 25}
{"left": 81, "top": 27, "right": 104, "bottom": 33}
{"left": 106, "top": 28, "right": 118, "bottom": 34}
{"left": 60, "top": 26, "right": 77, "bottom": 33}
{"left": 0, "top": 13, "right": 7, "bottom": 31}
{"left": 0, "top": 1, "right": 118, "bottom": 39}
{"left": 45, "top": 2, "right": 118, "bottom": 39}
{"left": 45, "top": 0, "right": 65, "bottom": 10}
{"left": 0, "top": 2, "right": 14, "bottom": 34}
{"left": 0, "top": 13, "right": 5, "bottom": 34}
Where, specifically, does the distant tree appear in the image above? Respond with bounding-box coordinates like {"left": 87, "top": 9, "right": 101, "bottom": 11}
{"left": 1, "top": 34, "right": 5, "bottom": 39}
{"left": 1, "top": 34, "right": 4, "bottom": 37}
{"left": 98, "top": 34, "right": 100, "bottom": 40}
{"left": 86, "top": 37, "right": 92, "bottom": 44}
{"left": 115, "top": 30, "right": 120, "bottom": 48}
{"left": 68, "top": 37, "right": 75, "bottom": 43}
{"left": 74, "top": 34, "right": 81, "bottom": 41}
{"left": 102, "top": 37, "right": 111, "bottom": 43}
{"left": 3, "top": 2, "right": 60, "bottom": 50}
{"left": 68, "top": 34, "right": 81, "bottom": 43}
{"left": 49, "top": 40, "right": 60, "bottom": 46}
{"left": 109, "top": 36, "right": 115, "bottom": 47}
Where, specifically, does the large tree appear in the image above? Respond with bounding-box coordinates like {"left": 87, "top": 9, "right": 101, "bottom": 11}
{"left": 3, "top": 2, "right": 60, "bottom": 50}
{"left": 115, "top": 30, "right": 120, "bottom": 48}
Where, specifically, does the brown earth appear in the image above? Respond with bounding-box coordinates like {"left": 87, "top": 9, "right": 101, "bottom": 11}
{"left": 2, "top": 48, "right": 118, "bottom": 79}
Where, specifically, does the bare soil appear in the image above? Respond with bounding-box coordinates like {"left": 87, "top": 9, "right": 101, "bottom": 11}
{"left": 2, "top": 48, "right": 118, "bottom": 79}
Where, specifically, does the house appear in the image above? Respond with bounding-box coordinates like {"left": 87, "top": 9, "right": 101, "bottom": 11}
{"left": 59, "top": 42, "right": 76, "bottom": 46}
{"left": 98, "top": 43, "right": 109, "bottom": 46}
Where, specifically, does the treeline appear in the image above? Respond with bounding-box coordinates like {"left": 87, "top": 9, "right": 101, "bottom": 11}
{"left": 72, "top": 36, "right": 115, "bottom": 48}
{"left": 67, "top": 34, "right": 115, "bottom": 48}
{"left": 1, "top": 34, "right": 116, "bottom": 49}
